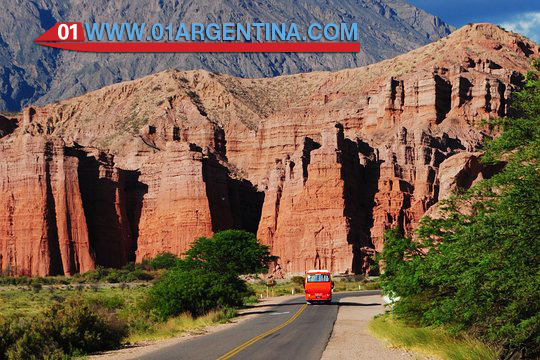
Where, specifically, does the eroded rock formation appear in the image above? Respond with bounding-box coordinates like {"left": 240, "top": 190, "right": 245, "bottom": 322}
{"left": 0, "top": 136, "right": 95, "bottom": 276}
{"left": 0, "top": 24, "right": 538, "bottom": 275}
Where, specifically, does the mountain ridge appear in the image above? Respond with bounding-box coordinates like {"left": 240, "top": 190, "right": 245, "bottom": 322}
{"left": 0, "top": 0, "right": 453, "bottom": 111}
{"left": 1, "top": 23, "right": 538, "bottom": 276}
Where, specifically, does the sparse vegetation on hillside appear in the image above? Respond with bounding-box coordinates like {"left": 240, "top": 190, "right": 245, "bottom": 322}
{"left": 378, "top": 59, "right": 540, "bottom": 359}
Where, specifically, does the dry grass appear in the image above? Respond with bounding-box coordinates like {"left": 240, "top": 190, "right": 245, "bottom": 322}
{"left": 369, "top": 316, "right": 496, "bottom": 360}
{"left": 0, "top": 286, "right": 147, "bottom": 317}
{"left": 127, "top": 308, "right": 236, "bottom": 343}
{"left": 0, "top": 285, "right": 237, "bottom": 346}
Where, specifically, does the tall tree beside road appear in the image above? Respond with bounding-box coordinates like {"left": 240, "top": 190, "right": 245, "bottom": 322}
{"left": 380, "top": 59, "right": 540, "bottom": 359}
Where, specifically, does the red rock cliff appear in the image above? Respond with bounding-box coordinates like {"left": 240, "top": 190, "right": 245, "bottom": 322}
{"left": 0, "top": 24, "right": 538, "bottom": 275}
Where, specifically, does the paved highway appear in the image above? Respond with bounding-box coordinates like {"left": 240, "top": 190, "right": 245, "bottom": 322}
{"left": 136, "top": 290, "right": 381, "bottom": 360}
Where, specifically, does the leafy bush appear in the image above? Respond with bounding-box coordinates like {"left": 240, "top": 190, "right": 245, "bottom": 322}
{"left": 0, "top": 297, "right": 128, "bottom": 359}
{"left": 121, "top": 268, "right": 153, "bottom": 282}
{"left": 76, "top": 266, "right": 154, "bottom": 284}
{"left": 341, "top": 274, "right": 366, "bottom": 282}
{"left": 290, "top": 276, "right": 305, "bottom": 286}
{"left": 149, "top": 268, "right": 247, "bottom": 319}
{"left": 0, "top": 276, "right": 31, "bottom": 286}
{"left": 105, "top": 270, "right": 122, "bottom": 284}
{"left": 85, "top": 293, "right": 125, "bottom": 311}
{"left": 80, "top": 266, "right": 109, "bottom": 282}
{"left": 242, "top": 294, "right": 259, "bottom": 305}
{"left": 149, "top": 252, "right": 180, "bottom": 270}
{"left": 380, "top": 61, "right": 540, "bottom": 358}
{"left": 47, "top": 298, "right": 127, "bottom": 354}
{"left": 149, "top": 230, "right": 270, "bottom": 319}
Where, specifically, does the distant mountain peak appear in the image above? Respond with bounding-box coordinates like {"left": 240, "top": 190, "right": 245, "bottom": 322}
{"left": 0, "top": 0, "right": 454, "bottom": 111}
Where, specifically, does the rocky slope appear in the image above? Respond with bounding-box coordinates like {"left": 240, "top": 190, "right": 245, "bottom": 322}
{"left": 0, "top": 0, "right": 453, "bottom": 112}
{"left": 0, "top": 24, "right": 538, "bottom": 276}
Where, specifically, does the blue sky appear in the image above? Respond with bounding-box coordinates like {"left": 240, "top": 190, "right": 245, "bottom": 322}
{"left": 407, "top": 1, "right": 540, "bottom": 42}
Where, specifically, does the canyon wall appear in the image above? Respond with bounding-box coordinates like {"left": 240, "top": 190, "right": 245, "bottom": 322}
{"left": 0, "top": 24, "right": 538, "bottom": 276}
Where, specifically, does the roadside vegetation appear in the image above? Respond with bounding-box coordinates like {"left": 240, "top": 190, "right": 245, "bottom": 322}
{"left": 0, "top": 229, "right": 379, "bottom": 359}
{"left": 0, "top": 230, "right": 271, "bottom": 359}
{"left": 377, "top": 59, "right": 540, "bottom": 359}
{"left": 370, "top": 317, "right": 496, "bottom": 360}
{"left": 147, "top": 230, "right": 273, "bottom": 319}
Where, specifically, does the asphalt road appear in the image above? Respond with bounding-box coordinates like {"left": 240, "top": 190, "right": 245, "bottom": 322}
{"left": 135, "top": 290, "right": 381, "bottom": 360}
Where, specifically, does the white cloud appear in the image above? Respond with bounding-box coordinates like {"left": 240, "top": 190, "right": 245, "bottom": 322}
{"left": 500, "top": 12, "right": 540, "bottom": 42}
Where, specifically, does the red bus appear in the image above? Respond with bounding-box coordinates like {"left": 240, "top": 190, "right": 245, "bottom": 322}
{"left": 304, "top": 270, "right": 333, "bottom": 304}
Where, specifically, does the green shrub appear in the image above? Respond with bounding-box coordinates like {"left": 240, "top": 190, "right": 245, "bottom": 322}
{"left": 290, "top": 276, "right": 305, "bottom": 286}
{"left": 79, "top": 266, "right": 154, "bottom": 284}
{"left": 148, "top": 230, "right": 271, "bottom": 321}
{"left": 149, "top": 252, "right": 180, "bottom": 270}
{"left": 124, "top": 269, "right": 154, "bottom": 282}
{"left": 0, "top": 317, "right": 14, "bottom": 358}
{"left": 243, "top": 294, "right": 259, "bottom": 305}
{"left": 0, "top": 276, "right": 31, "bottom": 286}
{"left": 345, "top": 274, "right": 366, "bottom": 282}
{"left": 122, "top": 262, "right": 137, "bottom": 272}
{"left": 4, "top": 317, "right": 64, "bottom": 360}
{"left": 0, "top": 297, "right": 128, "bottom": 359}
{"left": 82, "top": 266, "right": 109, "bottom": 282}
{"left": 137, "top": 260, "right": 152, "bottom": 271}
{"left": 213, "top": 306, "right": 237, "bottom": 323}
{"left": 149, "top": 268, "right": 247, "bottom": 319}
{"left": 105, "top": 270, "right": 121, "bottom": 284}
{"left": 49, "top": 298, "right": 127, "bottom": 354}
{"left": 85, "top": 293, "right": 125, "bottom": 310}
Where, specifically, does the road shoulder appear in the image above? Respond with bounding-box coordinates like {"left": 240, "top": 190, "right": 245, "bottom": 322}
{"left": 321, "top": 294, "right": 425, "bottom": 360}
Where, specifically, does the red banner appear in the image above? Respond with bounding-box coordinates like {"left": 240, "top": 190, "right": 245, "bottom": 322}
{"left": 35, "top": 22, "right": 85, "bottom": 42}
{"left": 35, "top": 41, "right": 360, "bottom": 53}
{"left": 35, "top": 22, "right": 360, "bottom": 53}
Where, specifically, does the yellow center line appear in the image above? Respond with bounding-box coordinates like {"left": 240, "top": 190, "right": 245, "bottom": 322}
{"left": 217, "top": 303, "right": 308, "bottom": 360}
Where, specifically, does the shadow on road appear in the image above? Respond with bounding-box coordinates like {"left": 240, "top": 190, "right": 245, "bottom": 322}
{"left": 240, "top": 301, "right": 381, "bottom": 313}
{"left": 241, "top": 302, "right": 306, "bottom": 309}
{"left": 236, "top": 310, "right": 282, "bottom": 316}
{"left": 337, "top": 302, "right": 381, "bottom": 307}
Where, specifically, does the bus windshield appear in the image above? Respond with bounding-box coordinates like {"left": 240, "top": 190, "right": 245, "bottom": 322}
{"left": 307, "top": 274, "right": 330, "bottom": 282}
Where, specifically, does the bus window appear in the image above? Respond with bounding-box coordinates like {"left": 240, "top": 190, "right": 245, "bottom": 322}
{"left": 307, "top": 274, "right": 329, "bottom": 282}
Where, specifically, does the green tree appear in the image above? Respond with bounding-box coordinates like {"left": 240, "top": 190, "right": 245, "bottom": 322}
{"left": 149, "top": 230, "right": 273, "bottom": 319}
{"left": 182, "top": 230, "right": 274, "bottom": 275}
{"left": 380, "top": 59, "right": 540, "bottom": 358}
